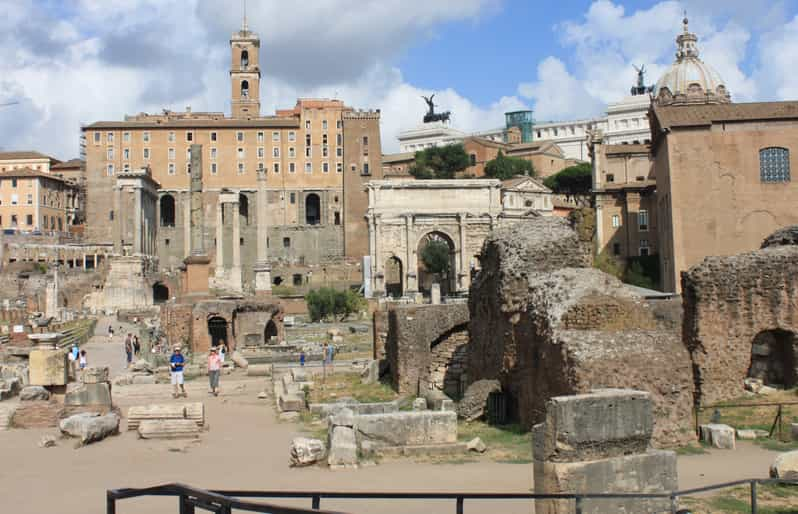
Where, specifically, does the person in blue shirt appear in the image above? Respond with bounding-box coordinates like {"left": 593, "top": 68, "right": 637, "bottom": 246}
{"left": 169, "top": 346, "right": 187, "bottom": 398}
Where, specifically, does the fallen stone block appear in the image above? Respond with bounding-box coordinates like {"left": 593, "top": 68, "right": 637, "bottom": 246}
{"left": 64, "top": 382, "right": 112, "bottom": 407}
{"left": 230, "top": 351, "right": 249, "bottom": 369}
{"left": 127, "top": 404, "right": 187, "bottom": 430}
{"left": 29, "top": 348, "right": 68, "bottom": 386}
{"left": 20, "top": 385, "right": 50, "bottom": 402}
{"left": 257, "top": 391, "right": 268, "bottom": 399}
{"left": 759, "top": 385, "right": 779, "bottom": 395}
{"left": 112, "top": 374, "right": 134, "bottom": 386}
{"left": 328, "top": 425, "right": 357, "bottom": 468}
{"left": 130, "top": 360, "right": 154, "bottom": 374}
{"left": 184, "top": 403, "right": 205, "bottom": 427}
{"left": 247, "top": 364, "right": 272, "bottom": 377}
{"left": 360, "top": 360, "right": 380, "bottom": 384}
{"left": 278, "top": 393, "right": 305, "bottom": 412}
{"left": 467, "top": 437, "right": 486, "bottom": 453}
{"left": 59, "top": 412, "right": 120, "bottom": 445}
{"left": 131, "top": 374, "right": 157, "bottom": 385}
{"left": 458, "top": 380, "right": 501, "bottom": 422}
{"left": 355, "top": 411, "right": 457, "bottom": 447}
{"left": 329, "top": 408, "right": 355, "bottom": 428}
{"left": 290, "top": 437, "right": 326, "bottom": 467}
{"left": 39, "top": 434, "right": 57, "bottom": 448}
{"left": 744, "top": 378, "right": 763, "bottom": 393}
{"left": 138, "top": 419, "right": 201, "bottom": 440}
{"left": 80, "top": 367, "right": 110, "bottom": 384}
{"left": 770, "top": 450, "right": 798, "bottom": 480}
{"left": 291, "top": 368, "right": 309, "bottom": 383}
{"left": 792, "top": 423, "right": 798, "bottom": 441}
{"left": 0, "top": 404, "right": 17, "bottom": 430}
{"left": 699, "top": 424, "right": 735, "bottom": 449}
{"left": 279, "top": 412, "right": 300, "bottom": 422}
{"left": 412, "top": 398, "right": 427, "bottom": 411}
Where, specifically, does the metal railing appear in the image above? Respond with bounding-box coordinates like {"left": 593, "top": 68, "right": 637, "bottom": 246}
{"left": 695, "top": 400, "right": 798, "bottom": 440}
{"left": 108, "top": 479, "right": 798, "bottom": 514}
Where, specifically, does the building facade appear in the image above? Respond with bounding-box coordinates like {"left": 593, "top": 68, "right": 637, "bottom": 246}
{"left": 82, "top": 20, "right": 382, "bottom": 293}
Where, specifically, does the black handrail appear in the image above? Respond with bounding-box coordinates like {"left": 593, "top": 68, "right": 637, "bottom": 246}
{"left": 108, "top": 479, "right": 798, "bottom": 514}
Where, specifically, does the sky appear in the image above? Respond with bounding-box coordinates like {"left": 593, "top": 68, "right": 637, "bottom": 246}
{"left": 1, "top": 0, "right": 798, "bottom": 159}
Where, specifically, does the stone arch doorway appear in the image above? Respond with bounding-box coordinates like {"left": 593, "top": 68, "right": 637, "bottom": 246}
{"left": 152, "top": 282, "right": 170, "bottom": 304}
{"left": 208, "top": 316, "right": 229, "bottom": 350}
{"left": 305, "top": 193, "right": 321, "bottom": 225}
{"left": 385, "top": 256, "right": 403, "bottom": 298}
{"left": 417, "top": 231, "right": 456, "bottom": 296}
{"left": 264, "top": 319, "right": 278, "bottom": 344}
{"left": 748, "top": 329, "right": 797, "bottom": 388}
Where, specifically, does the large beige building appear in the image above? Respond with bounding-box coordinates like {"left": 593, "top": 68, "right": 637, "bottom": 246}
{"left": 83, "top": 20, "right": 382, "bottom": 293}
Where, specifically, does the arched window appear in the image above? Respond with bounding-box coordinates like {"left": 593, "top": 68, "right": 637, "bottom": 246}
{"left": 760, "top": 147, "right": 791, "bottom": 183}
{"left": 305, "top": 193, "right": 321, "bottom": 225}
{"left": 239, "top": 194, "right": 249, "bottom": 225}
{"left": 241, "top": 80, "right": 249, "bottom": 98}
{"left": 241, "top": 50, "right": 249, "bottom": 68}
{"left": 160, "top": 194, "right": 175, "bottom": 227}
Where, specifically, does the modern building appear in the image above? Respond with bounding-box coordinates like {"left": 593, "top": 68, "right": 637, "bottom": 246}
{"left": 82, "top": 18, "right": 382, "bottom": 294}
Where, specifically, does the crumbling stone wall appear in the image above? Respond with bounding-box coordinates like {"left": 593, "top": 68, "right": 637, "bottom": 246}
{"left": 682, "top": 227, "right": 798, "bottom": 406}
{"left": 469, "top": 217, "right": 694, "bottom": 447}
{"left": 424, "top": 328, "right": 468, "bottom": 399}
{"left": 386, "top": 303, "right": 469, "bottom": 396}
{"left": 372, "top": 308, "right": 390, "bottom": 360}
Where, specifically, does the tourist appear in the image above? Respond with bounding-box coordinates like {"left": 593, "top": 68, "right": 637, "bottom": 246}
{"left": 68, "top": 344, "right": 78, "bottom": 375}
{"left": 133, "top": 335, "right": 141, "bottom": 357}
{"left": 107, "top": 325, "right": 114, "bottom": 342}
{"left": 79, "top": 350, "right": 87, "bottom": 370}
{"left": 71, "top": 343, "right": 79, "bottom": 362}
{"left": 299, "top": 350, "right": 306, "bottom": 367}
{"left": 207, "top": 346, "right": 221, "bottom": 396}
{"left": 124, "top": 334, "right": 133, "bottom": 368}
{"left": 218, "top": 343, "right": 226, "bottom": 364}
{"left": 170, "top": 346, "right": 187, "bottom": 398}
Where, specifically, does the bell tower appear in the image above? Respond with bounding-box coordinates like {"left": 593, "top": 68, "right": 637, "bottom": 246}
{"left": 230, "top": 7, "right": 261, "bottom": 118}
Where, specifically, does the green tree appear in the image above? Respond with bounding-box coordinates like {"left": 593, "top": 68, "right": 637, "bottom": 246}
{"left": 305, "top": 287, "right": 366, "bottom": 322}
{"left": 543, "top": 162, "right": 592, "bottom": 195}
{"left": 593, "top": 250, "right": 623, "bottom": 280}
{"left": 409, "top": 144, "right": 471, "bottom": 179}
{"left": 420, "top": 239, "right": 451, "bottom": 275}
{"left": 484, "top": 151, "right": 536, "bottom": 180}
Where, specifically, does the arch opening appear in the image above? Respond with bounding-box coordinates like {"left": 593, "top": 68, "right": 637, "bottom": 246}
{"left": 748, "top": 329, "right": 797, "bottom": 388}
{"left": 152, "top": 283, "right": 169, "bottom": 304}
{"left": 160, "top": 195, "right": 175, "bottom": 227}
{"left": 208, "top": 316, "right": 229, "bottom": 350}
{"left": 241, "top": 50, "right": 249, "bottom": 68}
{"left": 305, "top": 193, "right": 321, "bottom": 225}
{"left": 417, "top": 231, "right": 456, "bottom": 297}
{"left": 384, "top": 256, "right": 403, "bottom": 298}
{"left": 264, "top": 319, "right": 278, "bottom": 344}
{"left": 241, "top": 80, "right": 249, "bottom": 98}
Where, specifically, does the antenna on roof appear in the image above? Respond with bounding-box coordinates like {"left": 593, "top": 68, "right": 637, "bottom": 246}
{"left": 242, "top": 0, "right": 248, "bottom": 32}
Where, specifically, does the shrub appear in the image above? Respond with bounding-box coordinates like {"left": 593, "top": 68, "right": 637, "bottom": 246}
{"left": 409, "top": 144, "right": 471, "bottom": 179}
{"left": 543, "top": 162, "right": 592, "bottom": 196}
{"left": 484, "top": 151, "right": 535, "bottom": 180}
{"left": 305, "top": 287, "right": 366, "bottom": 322}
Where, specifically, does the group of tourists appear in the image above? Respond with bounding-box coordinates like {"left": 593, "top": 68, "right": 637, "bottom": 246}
{"left": 168, "top": 343, "right": 227, "bottom": 398}
{"left": 67, "top": 343, "right": 87, "bottom": 372}
{"left": 123, "top": 333, "right": 141, "bottom": 367}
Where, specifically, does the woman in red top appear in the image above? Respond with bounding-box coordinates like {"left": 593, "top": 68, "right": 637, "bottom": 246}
{"left": 207, "top": 346, "right": 222, "bottom": 396}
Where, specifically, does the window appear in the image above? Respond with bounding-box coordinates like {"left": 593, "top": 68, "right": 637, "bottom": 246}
{"left": 123, "top": 132, "right": 130, "bottom": 143}
{"left": 210, "top": 132, "right": 217, "bottom": 142}
{"left": 323, "top": 162, "right": 329, "bottom": 173}
{"left": 26, "top": 214, "right": 33, "bottom": 226}
{"left": 257, "top": 147, "right": 265, "bottom": 159}
{"left": 143, "top": 148, "right": 150, "bottom": 160}
{"left": 168, "top": 131, "right": 175, "bottom": 143}
{"left": 336, "top": 120, "right": 343, "bottom": 129}
{"left": 26, "top": 194, "right": 32, "bottom": 205}
{"left": 160, "top": 195, "right": 175, "bottom": 227}
{"left": 323, "top": 146, "right": 329, "bottom": 158}
{"left": 238, "top": 148, "right": 245, "bottom": 159}
{"left": 257, "top": 131, "right": 264, "bottom": 143}
{"left": 553, "top": 128, "right": 559, "bottom": 137}
{"left": 272, "top": 131, "right": 280, "bottom": 142}
{"left": 168, "top": 163, "right": 176, "bottom": 175}
{"left": 107, "top": 164, "right": 114, "bottom": 176}
{"left": 273, "top": 147, "right": 280, "bottom": 158}
{"left": 613, "top": 242, "right": 621, "bottom": 256}
{"left": 336, "top": 133, "right": 343, "bottom": 146}
{"left": 107, "top": 147, "right": 114, "bottom": 160}
{"left": 293, "top": 274, "right": 303, "bottom": 286}
{"left": 143, "top": 132, "right": 150, "bottom": 143}
{"left": 107, "top": 132, "right": 114, "bottom": 143}
{"left": 305, "top": 147, "right": 311, "bottom": 158}
{"left": 322, "top": 120, "right": 328, "bottom": 131}
{"left": 210, "top": 147, "right": 217, "bottom": 160}
{"left": 123, "top": 163, "right": 130, "bottom": 172}
{"left": 351, "top": 164, "right": 357, "bottom": 173}
{"left": 241, "top": 80, "right": 249, "bottom": 98}
{"left": 290, "top": 192, "right": 296, "bottom": 204}
{"left": 186, "top": 162, "right": 191, "bottom": 174}
{"left": 470, "top": 154, "right": 477, "bottom": 166}
{"left": 305, "top": 162, "right": 312, "bottom": 173}
{"left": 185, "top": 131, "right": 193, "bottom": 142}
{"left": 363, "top": 136, "right": 369, "bottom": 146}
{"left": 639, "top": 239, "right": 650, "bottom": 257}
{"left": 109, "top": 211, "right": 114, "bottom": 221}
{"left": 638, "top": 210, "right": 648, "bottom": 231}
{"left": 11, "top": 215, "right": 18, "bottom": 227}
{"left": 606, "top": 173, "right": 614, "bottom": 183}
{"left": 289, "top": 147, "right": 296, "bottom": 158}
{"left": 93, "top": 132, "right": 100, "bottom": 144}
{"left": 336, "top": 162, "right": 343, "bottom": 173}
{"left": 336, "top": 147, "right": 343, "bottom": 157}
{"left": 760, "top": 147, "right": 791, "bottom": 182}
{"left": 363, "top": 163, "right": 370, "bottom": 175}
{"left": 237, "top": 131, "right": 244, "bottom": 142}
{"left": 238, "top": 163, "right": 245, "bottom": 174}
{"left": 168, "top": 148, "right": 175, "bottom": 160}
{"left": 273, "top": 163, "right": 280, "bottom": 173}
{"left": 289, "top": 163, "right": 296, "bottom": 173}
{"left": 334, "top": 212, "right": 341, "bottom": 225}
{"left": 186, "top": 148, "right": 192, "bottom": 160}
{"left": 211, "top": 163, "right": 217, "bottom": 175}
{"left": 611, "top": 214, "right": 621, "bottom": 228}
{"left": 322, "top": 134, "right": 328, "bottom": 145}
{"left": 165, "top": 239, "right": 170, "bottom": 247}
{"left": 305, "top": 120, "right": 311, "bottom": 130}
{"left": 283, "top": 237, "right": 291, "bottom": 248}
{"left": 123, "top": 148, "right": 130, "bottom": 160}
{"left": 288, "top": 131, "right": 296, "bottom": 142}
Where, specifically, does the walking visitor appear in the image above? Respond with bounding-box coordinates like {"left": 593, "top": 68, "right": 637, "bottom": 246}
{"left": 208, "top": 346, "right": 221, "bottom": 396}
{"left": 170, "top": 346, "right": 187, "bottom": 398}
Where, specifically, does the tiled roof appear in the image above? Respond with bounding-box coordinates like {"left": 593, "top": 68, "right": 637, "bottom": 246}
{"left": 653, "top": 101, "right": 798, "bottom": 129}
{"left": 382, "top": 152, "right": 415, "bottom": 164}
{"left": 0, "top": 167, "right": 71, "bottom": 184}
{"left": 605, "top": 144, "right": 650, "bottom": 155}
{"left": 0, "top": 151, "right": 55, "bottom": 161}
{"left": 83, "top": 117, "right": 300, "bottom": 130}
{"left": 51, "top": 159, "right": 84, "bottom": 170}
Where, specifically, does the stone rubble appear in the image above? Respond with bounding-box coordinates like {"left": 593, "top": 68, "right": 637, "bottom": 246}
{"left": 59, "top": 412, "right": 120, "bottom": 445}
{"left": 289, "top": 437, "right": 326, "bottom": 467}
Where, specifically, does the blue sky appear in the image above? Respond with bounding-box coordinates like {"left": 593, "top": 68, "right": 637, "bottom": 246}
{"left": 1, "top": 0, "right": 798, "bottom": 157}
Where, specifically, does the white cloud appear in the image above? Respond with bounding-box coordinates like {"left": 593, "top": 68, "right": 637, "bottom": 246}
{"left": 518, "top": 57, "right": 604, "bottom": 121}
{"left": 755, "top": 15, "right": 798, "bottom": 100}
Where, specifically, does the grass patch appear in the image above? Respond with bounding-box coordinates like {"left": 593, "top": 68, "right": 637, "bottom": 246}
{"left": 675, "top": 442, "right": 709, "bottom": 456}
{"left": 458, "top": 421, "right": 532, "bottom": 463}
{"left": 308, "top": 372, "right": 398, "bottom": 404}
{"left": 755, "top": 438, "right": 798, "bottom": 452}
{"left": 681, "top": 483, "right": 798, "bottom": 514}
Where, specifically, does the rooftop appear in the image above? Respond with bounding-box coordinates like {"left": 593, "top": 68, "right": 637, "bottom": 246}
{"left": 0, "top": 151, "right": 57, "bottom": 162}
{"left": 653, "top": 101, "right": 798, "bottom": 130}
{"left": 605, "top": 144, "right": 650, "bottom": 155}
{"left": 0, "top": 167, "right": 72, "bottom": 184}
{"left": 51, "top": 159, "right": 84, "bottom": 170}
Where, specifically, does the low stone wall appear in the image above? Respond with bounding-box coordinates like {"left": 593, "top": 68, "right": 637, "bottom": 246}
{"left": 309, "top": 401, "right": 398, "bottom": 418}
{"left": 355, "top": 411, "right": 457, "bottom": 447}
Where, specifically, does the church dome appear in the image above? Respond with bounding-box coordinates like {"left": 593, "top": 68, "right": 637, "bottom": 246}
{"left": 654, "top": 17, "right": 731, "bottom": 106}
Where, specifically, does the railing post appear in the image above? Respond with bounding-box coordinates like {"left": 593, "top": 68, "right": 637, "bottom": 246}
{"left": 179, "top": 494, "right": 195, "bottom": 514}
{"left": 670, "top": 493, "right": 679, "bottom": 513}
{"left": 456, "top": 496, "right": 464, "bottom": 514}
{"left": 751, "top": 481, "right": 758, "bottom": 514}
{"left": 312, "top": 495, "right": 320, "bottom": 510}
{"left": 575, "top": 496, "right": 583, "bottom": 514}
{"left": 106, "top": 492, "right": 116, "bottom": 514}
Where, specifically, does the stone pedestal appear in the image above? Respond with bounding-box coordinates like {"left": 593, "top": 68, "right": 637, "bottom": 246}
{"left": 254, "top": 262, "right": 272, "bottom": 296}
{"left": 430, "top": 283, "right": 441, "bottom": 305}
{"left": 183, "top": 255, "right": 211, "bottom": 296}
{"left": 29, "top": 334, "right": 67, "bottom": 387}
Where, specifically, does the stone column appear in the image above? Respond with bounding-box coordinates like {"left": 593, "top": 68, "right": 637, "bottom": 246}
{"left": 253, "top": 169, "right": 272, "bottom": 294}
{"left": 231, "top": 197, "right": 242, "bottom": 292}
{"left": 373, "top": 214, "right": 385, "bottom": 296}
{"left": 183, "top": 192, "right": 191, "bottom": 259}
{"left": 113, "top": 186, "right": 122, "bottom": 254}
{"left": 215, "top": 198, "right": 225, "bottom": 280}
{"left": 133, "top": 187, "right": 142, "bottom": 254}
{"left": 457, "top": 213, "right": 468, "bottom": 292}
{"left": 404, "top": 214, "right": 417, "bottom": 294}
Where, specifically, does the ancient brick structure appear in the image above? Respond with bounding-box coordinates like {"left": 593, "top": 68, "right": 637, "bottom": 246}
{"left": 385, "top": 303, "right": 469, "bottom": 397}
{"left": 682, "top": 226, "right": 798, "bottom": 405}
{"left": 469, "top": 217, "right": 694, "bottom": 447}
